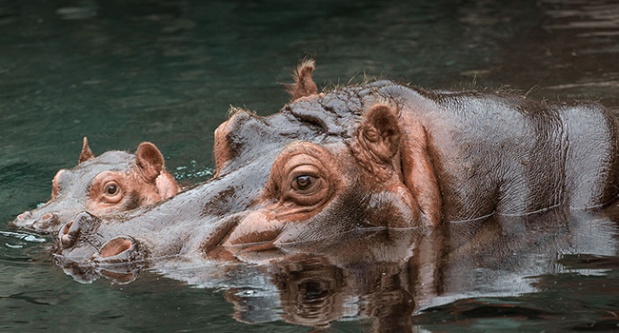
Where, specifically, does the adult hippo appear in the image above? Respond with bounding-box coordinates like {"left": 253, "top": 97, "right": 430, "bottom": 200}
{"left": 54, "top": 60, "right": 619, "bottom": 268}
{"left": 9, "top": 138, "right": 181, "bottom": 234}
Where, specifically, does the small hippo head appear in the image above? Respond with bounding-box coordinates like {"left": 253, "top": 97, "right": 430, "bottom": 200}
{"left": 10, "top": 138, "right": 180, "bottom": 234}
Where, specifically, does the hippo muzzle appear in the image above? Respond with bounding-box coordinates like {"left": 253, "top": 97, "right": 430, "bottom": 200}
{"left": 54, "top": 212, "right": 148, "bottom": 283}
{"left": 11, "top": 206, "right": 69, "bottom": 234}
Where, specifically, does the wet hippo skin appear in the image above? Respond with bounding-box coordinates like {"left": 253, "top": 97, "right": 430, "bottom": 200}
{"left": 54, "top": 60, "right": 619, "bottom": 266}
{"left": 10, "top": 138, "right": 181, "bottom": 234}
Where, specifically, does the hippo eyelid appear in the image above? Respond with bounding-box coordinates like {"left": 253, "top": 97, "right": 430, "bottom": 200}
{"left": 288, "top": 164, "right": 323, "bottom": 181}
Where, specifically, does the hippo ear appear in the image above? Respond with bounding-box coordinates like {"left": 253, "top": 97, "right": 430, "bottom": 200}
{"left": 135, "top": 142, "right": 165, "bottom": 182}
{"left": 357, "top": 104, "right": 402, "bottom": 165}
{"left": 358, "top": 104, "right": 442, "bottom": 226}
{"left": 285, "top": 59, "right": 318, "bottom": 100}
{"left": 156, "top": 171, "right": 180, "bottom": 199}
{"left": 78, "top": 137, "right": 95, "bottom": 164}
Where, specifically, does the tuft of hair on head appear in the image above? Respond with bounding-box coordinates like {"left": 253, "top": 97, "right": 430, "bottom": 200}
{"left": 226, "top": 105, "right": 257, "bottom": 119}
{"left": 285, "top": 58, "right": 318, "bottom": 101}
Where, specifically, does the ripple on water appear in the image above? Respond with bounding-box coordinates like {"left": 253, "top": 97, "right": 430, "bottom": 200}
{"left": 0, "top": 231, "right": 48, "bottom": 263}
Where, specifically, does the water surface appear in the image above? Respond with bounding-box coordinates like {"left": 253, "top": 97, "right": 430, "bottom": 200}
{"left": 1, "top": 0, "right": 619, "bottom": 332}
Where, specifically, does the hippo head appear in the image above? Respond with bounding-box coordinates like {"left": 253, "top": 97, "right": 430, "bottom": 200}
{"left": 54, "top": 61, "right": 437, "bottom": 274}
{"left": 222, "top": 104, "right": 422, "bottom": 257}
{"left": 10, "top": 138, "right": 180, "bottom": 234}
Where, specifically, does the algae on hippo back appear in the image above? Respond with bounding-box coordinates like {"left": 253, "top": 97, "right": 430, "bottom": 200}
{"left": 10, "top": 137, "right": 181, "bottom": 234}
{"left": 55, "top": 60, "right": 619, "bottom": 270}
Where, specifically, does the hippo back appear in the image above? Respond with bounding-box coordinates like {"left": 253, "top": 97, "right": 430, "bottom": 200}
{"left": 377, "top": 84, "right": 619, "bottom": 221}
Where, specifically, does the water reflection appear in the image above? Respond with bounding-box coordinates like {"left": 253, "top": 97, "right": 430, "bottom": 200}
{"left": 56, "top": 1, "right": 97, "bottom": 20}
{"left": 54, "top": 206, "right": 619, "bottom": 331}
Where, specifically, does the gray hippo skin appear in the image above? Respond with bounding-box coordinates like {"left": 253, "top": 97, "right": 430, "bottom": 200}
{"left": 54, "top": 61, "right": 619, "bottom": 267}
{"left": 10, "top": 138, "right": 180, "bottom": 234}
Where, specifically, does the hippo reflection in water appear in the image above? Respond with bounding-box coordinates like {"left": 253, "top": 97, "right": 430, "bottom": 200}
{"left": 56, "top": 208, "right": 619, "bottom": 332}
{"left": 9, "top": 138, "right": 180, "bottom": 234}
{"left": 54, "top": 60, "right": 619, "bottom": 268}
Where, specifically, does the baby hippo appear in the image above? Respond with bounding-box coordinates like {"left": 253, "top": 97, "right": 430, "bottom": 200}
{"left": 10, "top": 138, "right": 181, "bottom": 234}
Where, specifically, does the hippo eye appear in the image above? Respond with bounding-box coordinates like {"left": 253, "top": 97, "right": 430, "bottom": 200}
{"left": 275, "top": 151, "right": 333, "bottom": 207}
{"left": 293, "top": 175, "right": 316, "bottom": 191}
{"left": 105, "top": 183, "right": 118, "bottom": 195}
{"left": 285, "top": 170, "right": 327, "bottom": 206}
{"left": 101, "top": 181, "right": 123, "bottom": 204}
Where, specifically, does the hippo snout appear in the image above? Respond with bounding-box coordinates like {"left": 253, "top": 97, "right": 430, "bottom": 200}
{"left": 11, "top": 211, "right": 61, "bottom": 232}
{"left": 9, "top": 211, "right": 33, "bottom": 228}
{"left": 57, "top": 211, "right": 147, "bottom": 263}
{"left": 16, "top": 211, "right": 32, "bottom": 221}
{"left": 54, "top": 211, "right": 147, "bottom": 284}
{"left": 54, "top": 236, "right": 144, "bottom": 284}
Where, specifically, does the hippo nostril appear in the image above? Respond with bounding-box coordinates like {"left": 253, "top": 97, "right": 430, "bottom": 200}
{"left": 17, "top": 211, "right": 32, "bottom": 220}
{"left": 35, "top": 212, "right": 60, "bottom": 230}
{"left": 58, "top": 212, "right": 102, "bottom": 249}
{"left": 94, "top": 236, "right": 141, "bottom": 264}
{"left": 100, "top": 237, "right": 133, "bottom": 258}
{"left": 61, "top": 220, "right": 73, "bottom": 236}
{"left": 59, "top": 220, "right": 76, "bottom": 249}
{"left": 61, "top": 234, "right": 75, "bottom": 249}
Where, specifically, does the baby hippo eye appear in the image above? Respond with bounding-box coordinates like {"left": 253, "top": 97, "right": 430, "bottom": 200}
{"left": 92, "top": 173, "right": 125, "bottom": 205}
{"left": 105, "top": 183, "right": 119, "bottom": 195}
{"left": 101, "top": 180, "right": 123, "bottom": 204}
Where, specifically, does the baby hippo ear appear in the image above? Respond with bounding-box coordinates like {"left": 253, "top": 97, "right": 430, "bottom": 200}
{"left": 358, "top": 104, "right": 402, "bottom": 164}
{"left": 135, "top": 142, "right": 165, "bottom": 182}
{"left": 78, "top": 137, "right": 95, "bottom": 164}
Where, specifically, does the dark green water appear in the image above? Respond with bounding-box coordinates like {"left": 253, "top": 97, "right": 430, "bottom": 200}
{"left": 1, "top": 0, "right": 619, "bottom": 332}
